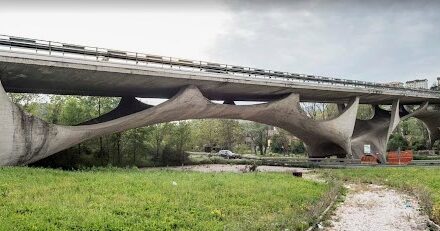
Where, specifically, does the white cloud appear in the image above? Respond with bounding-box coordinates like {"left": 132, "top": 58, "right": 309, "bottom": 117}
{"left": 209, "top": 1, "right": 440, "bottom": 85}
{"left": 0, "top": 0, "right": 439, "bottom": 86}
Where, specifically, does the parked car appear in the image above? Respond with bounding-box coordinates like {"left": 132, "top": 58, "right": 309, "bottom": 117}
{"left": 218, "top": 150, "right": 241, "bottom": 159}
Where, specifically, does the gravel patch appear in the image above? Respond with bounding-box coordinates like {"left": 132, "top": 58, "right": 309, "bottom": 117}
{"left": 325, "top": 184, "right": 429, "bottom": 231}
{"left": 166, "top": 164, "right": 310, "bottom": 173}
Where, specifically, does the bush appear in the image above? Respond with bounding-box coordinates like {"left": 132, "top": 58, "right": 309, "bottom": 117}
{"left": 271, "top": 133, "right": 289, "bottom": 154}
{"left": 234, "top": 144, "right": 252, "bottom": 154}
{"left": 387, "top": 134, "right": 409, "bottom": 151}
{"left": 290, "top": 140, "right": 305, "bottom": 154}
{"left": 412, "top": 138, "right": 428, "bottom": 151}
{"left": 159, "top": 146, "right": 189, "bottom": 166}
{"left": 433, "top": 140, "right": 440, "bottom": 154}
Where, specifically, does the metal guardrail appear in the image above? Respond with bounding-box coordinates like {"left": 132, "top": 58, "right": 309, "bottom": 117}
{"left": 411, "top": 160, "right": 440, "bottom": 165}
{"left": 0, "top": 34, "right": 438, "bottom": 98}
{"left": 243, "top": 157, "right": 361, "bottom": 165}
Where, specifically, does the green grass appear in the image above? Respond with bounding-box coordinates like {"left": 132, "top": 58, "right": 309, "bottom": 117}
{"left": 321, "top": 167, "right": 440, "bottom": 224}
{"left": 0, "top": 167, "right": 331, "bottom": 231}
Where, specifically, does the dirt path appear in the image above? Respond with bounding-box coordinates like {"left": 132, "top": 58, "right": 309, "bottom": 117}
{"left": 324, "top": 184, "right": 429, "bottom": 231}
{"left": 165, "top": 164, "right": 310, "bottom": 173}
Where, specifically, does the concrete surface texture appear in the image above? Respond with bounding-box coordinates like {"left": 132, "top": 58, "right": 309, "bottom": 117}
{"left": 350, "top": 101, "right": 430, "bottom": 163}
{"left": 0, "top": 80, "right": 439, "bottom": 166}
{"left": 413, "top": 108, "right": 440, "bottom": 146}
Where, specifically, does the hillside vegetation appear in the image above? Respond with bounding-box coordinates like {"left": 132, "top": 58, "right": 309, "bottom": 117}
{"left": 0, "top": 167, "right": 332, "bottom": 230}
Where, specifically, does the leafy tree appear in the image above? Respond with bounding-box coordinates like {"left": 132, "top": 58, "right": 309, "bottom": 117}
{"left": 290, "top": 140, "right": 305, "bottom": 154}
{"left": 301, "top": 103, "right": 339, "bottom": 120}
{"left": 45, "top": 95, "right": 65, "bottom": 123}
{"left": 218, "top": 119, "right": 243, "bottom": 150}
{"left": 151, "top": 123, "right": 173, "bottom": 161}
{"left": 357, "top": 105, "right": 374, "bottom": 120}
{"left": 190, "top": 119, "right": 221, "bottom": 150}
{"left": 162, "top": 121, "right": 191, "bottom": 165}
{"left": 271, "top": 131, "right": 289, "bottom": 154}
{"left": 244, "top": 122, "right": 270, "bottom": 155}
{"left": 433, "top": 140, "right": 440, "bottom": 153}
{"left": 412, "top": 138, "right": 428, "bottom": 151}
{"left": 59, "top": 97, "right": 92, "bottom": 125}
{"left": 387, "top": 134, "right": 409, "bottom": 151}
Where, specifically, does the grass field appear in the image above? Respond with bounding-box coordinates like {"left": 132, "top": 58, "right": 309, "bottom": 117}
{"left": 321, "top": 167, "right": 440, "bottom": 224}
{"left": 0, "top": 167, "right": 332, "bottom": 231}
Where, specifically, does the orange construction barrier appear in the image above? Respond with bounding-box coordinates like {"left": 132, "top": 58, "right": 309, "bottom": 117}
{"left": 387, "top": 150, "right": 413, "bottom": 165}
{"left": 361, "top": 154, "right": 380, "bottom": 164}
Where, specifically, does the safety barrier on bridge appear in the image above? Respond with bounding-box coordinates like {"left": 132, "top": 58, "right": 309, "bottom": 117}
{"left": 0, "top": 34, "right": 438, "bottom": 98}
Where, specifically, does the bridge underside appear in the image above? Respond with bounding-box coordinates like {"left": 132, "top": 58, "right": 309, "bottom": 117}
{"left": 0, "top": 80, "right": 439, "bottom": 166}
{"left": 1, "top": 52, "right": 439, "bottom": 105}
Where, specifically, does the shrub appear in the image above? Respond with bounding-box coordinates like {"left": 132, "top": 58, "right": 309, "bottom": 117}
{"left": 412, "top": 138, "right": 428, "bottom": 151}
{"left": 387, "top": 134, "right": 409, "bottom": 151}
{"left": 234, "top": 144, "right": 252, "bottom": 154}
{"left": 159, "top": 146, "right": 189, "bottom": 166}
{"left": 290, "top": 140, "right": 305, "bottom": 154}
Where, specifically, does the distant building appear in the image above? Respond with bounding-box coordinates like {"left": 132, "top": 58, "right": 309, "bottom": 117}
{"left": 386, "top": 82, "right": 404, "bottom": 88}
{"left": 405, "top": 79, "right": 428, "bottom": 89}
{"left": 268, "top": 126, "right": 278, "bottom": 137}
{"left": 432, "top": 77, "right": 440, "bottom": 91}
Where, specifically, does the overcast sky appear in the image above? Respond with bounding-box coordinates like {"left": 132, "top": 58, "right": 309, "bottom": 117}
{"left": 1, "top": 0, "right": 439, "bottom": 85}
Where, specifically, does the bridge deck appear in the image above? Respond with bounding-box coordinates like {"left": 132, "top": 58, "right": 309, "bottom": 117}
{"left": 0, "top": 35, "right": 438, "bottom": 104}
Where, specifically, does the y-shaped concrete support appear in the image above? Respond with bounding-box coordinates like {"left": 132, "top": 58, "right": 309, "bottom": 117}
{"left": 350, "top": 101, "right": 429, "bottom": 163}
{"left": 0, "top": 81, "right": 360, "bottom": 166}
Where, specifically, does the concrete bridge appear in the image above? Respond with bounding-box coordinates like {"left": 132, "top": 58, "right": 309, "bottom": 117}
{"left": 0, "top": 35, "right": 439, "bottom": 165}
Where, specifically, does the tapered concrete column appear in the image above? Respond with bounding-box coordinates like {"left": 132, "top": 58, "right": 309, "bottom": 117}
{"left": 0, "top": 81, "right": 79, "bottom": 165}
{"left": 351, "top": 102, "right": 398, "bottom": 163}
{"left": 0, "top": 81, "right": 14, "bottom": 164}
{"left": 351, "top": 101, "right": 429, "bottom": 163}
{"left": 0, "top": 81, "right": 361, "bottom": 166}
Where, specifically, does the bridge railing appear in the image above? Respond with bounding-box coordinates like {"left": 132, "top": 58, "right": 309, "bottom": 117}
{"left": 0, "top": 34, "right": 438, "bottom": 98}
